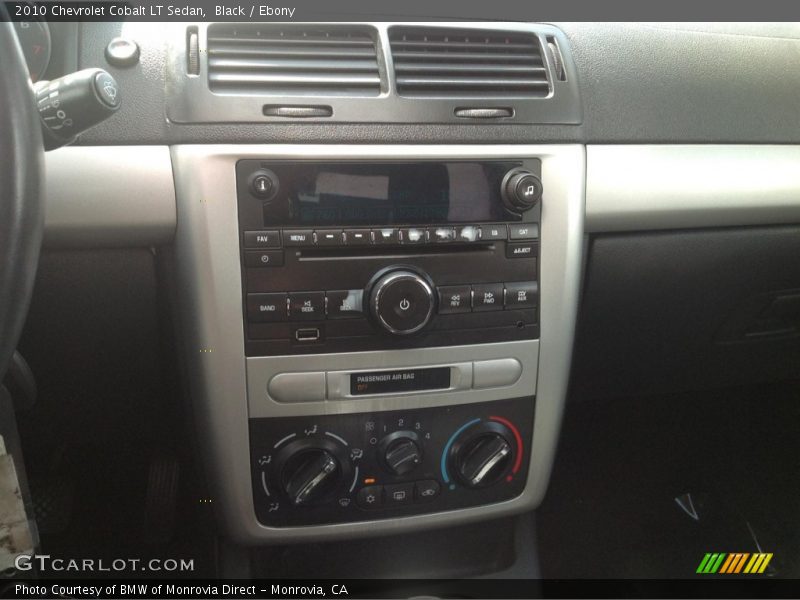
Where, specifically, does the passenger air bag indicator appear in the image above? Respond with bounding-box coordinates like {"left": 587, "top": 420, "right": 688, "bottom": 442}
{"left": 350, "top": 367, "right": 450, "bottom": 396}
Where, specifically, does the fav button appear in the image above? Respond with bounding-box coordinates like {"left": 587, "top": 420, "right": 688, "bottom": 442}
{"left": 289, "top": 292, "right": 325, "bottom": 320}
{"left": 472, "top": 283, "right": 504, "bottom": 312}
{"left": 244, "top": 230, "right": 281, "bottom": 248}
{"left": 356, "top": 485, "right": 384, "bottom": 509}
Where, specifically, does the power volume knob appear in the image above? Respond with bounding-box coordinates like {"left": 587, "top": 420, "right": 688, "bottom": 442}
{"left": 369, "top": 270, "right": 435, "bottom": 335}
{"left": 501, "top": 169, "right": 543, "bottom": 212}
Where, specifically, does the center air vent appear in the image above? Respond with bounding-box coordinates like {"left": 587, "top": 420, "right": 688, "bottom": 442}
{"left": 389, "top": 27, "right": 550, "bottom": 98}
{"left": 207, "top": 24, "right": 382, "bottom": 96}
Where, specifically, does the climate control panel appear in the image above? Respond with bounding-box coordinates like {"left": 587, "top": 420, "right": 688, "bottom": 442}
{"left": 249, "top": 398, "right": 533, "bottom": 526}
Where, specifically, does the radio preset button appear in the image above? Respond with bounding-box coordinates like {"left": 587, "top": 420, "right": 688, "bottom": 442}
{"left": 244, "top": 230, "right": 281, "bottom": 248}
{"left": 506, "top": 242, "right": 537, "bottom": 259}
{"left": 481, "top": 224, "right": 507, "bottom": 241}
{"left": 283, "top": 229, "right": 314, "bottom": 246}
{"left": 456, "top": 225, "right": 481, "bottom": 243}
{"left": 505, "top": 281, "right": 538, "bottom": 309}
{"left": 400, "top": 227, "right": 426, "bottom": 244}
{"left": 316, "top": 230, "right": 344, "bottom": 246}
{"left": 247, "top": 293, "right": 287, "bottom": 322}
{"left": 472, "top": 283, "right": 504, "bottom": 312}
{"left": 326, "top": 290, "right": 364, "bottom": 319}
{"left": 508, "top": 223, "right": 539, "bottom": 240}
{"left": 429, "top": 227, "right": 456, "bottom": 243}
{"left": 373, "top": 228, "right": 398, "bottom": 245}
{"left": 344, "top": 229, "right": 371, "bottom": 245}
{"left": 289, "top": 292, "right": 325, "bottom": 320}
{"left": 437, "top": 285, "right": 472, "bottom": 314}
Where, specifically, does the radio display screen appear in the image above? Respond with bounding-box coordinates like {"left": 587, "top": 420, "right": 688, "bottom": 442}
{"left": 252, "top": 161, "right": 526, "bottom": 225}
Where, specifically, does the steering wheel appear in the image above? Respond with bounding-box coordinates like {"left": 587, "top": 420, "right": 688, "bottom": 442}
{"left": 0, "top": 19, "right": 45, "bottom": 379}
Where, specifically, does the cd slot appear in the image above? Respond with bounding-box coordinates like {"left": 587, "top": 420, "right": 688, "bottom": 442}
{"left": 298, "top": 243, "right": 496, "bottom": 260}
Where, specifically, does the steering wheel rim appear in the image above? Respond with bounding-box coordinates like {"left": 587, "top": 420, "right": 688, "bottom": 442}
{"left": 0, "top": 18, "right": 45, "bottom": 379}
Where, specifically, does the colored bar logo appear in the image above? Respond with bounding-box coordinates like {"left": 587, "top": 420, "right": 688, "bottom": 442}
{"left": 696, "top": 552, "right": 773, "bottom": 574}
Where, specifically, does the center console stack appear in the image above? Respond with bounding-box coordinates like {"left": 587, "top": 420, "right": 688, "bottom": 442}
{"left": 171, "top": 145, "right": 583, "bottom": 543}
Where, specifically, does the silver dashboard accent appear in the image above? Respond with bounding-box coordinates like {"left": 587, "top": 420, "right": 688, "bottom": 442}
{"left": 473, "top": 358, "right": 523, "bottom": 390}
{"left": 44, "top": 146, "right": 176, "bottom": 248}
{"left": 268, "top": 372, "right": 326, "bottom": 404}
{"left": 586, "top": 145, "right": 800, "bottom": 232}
{"left": 171, "top": 144, "right": 585, "bottom": 543}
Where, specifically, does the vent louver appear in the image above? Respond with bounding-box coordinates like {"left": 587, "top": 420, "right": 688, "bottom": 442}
{"left": 207, "top": 24, "right": 381, "bottom": 96}
{"left": 389, "top": 27, "right": 550, "bottom": 98}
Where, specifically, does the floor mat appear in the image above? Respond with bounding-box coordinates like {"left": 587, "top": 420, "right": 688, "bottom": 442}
{"left": 536, "top": 382, "right": 800, "bottom": 578}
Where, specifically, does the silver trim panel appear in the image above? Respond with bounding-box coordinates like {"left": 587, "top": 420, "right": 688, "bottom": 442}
{"left": 474, "top": 358, "right": 523, "bottom": 390}
{"left": 268, "top": 372, "right": 326, "bottom": 404}
{"left": 171, "top": 144, "right": 584, "bottom": 543}
{"left": 44, "top": 146, "right": 176, "bottom": 247}
{"left": 586, "top": 145, "right": 800, "bottom": 233}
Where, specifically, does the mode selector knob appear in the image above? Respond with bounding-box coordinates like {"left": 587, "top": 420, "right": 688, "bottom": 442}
{"left": 379, "top": 431, "right": 423, "bottom": 476}
{"left": 369, "top": 269, "right": 435, "bottom": 335}
{"left": 501, "top": 169, "right": 543, "bottom": 212}
{"left": 281, "top": 448, "right": 341, "bottom": 506}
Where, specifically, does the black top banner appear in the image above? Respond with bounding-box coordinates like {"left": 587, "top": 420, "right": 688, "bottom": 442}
{"left": 3, "top": 0, "right": 800, "bottom": 22}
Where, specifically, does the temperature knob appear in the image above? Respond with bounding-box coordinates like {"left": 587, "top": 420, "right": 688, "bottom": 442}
{"left": 450, "top": 421, "right": 515, "bottom": 488}
{"left": 379, "top": 431, "right": 422, "bottom": 476}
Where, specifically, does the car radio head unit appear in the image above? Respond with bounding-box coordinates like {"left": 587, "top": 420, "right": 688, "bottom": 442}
{"left": 235, "top": 159, "right": 542, "bottom": 357}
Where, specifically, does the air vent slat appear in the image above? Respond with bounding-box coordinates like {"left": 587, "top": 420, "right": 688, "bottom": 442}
{"left": 394, "top": 63, "right": 546, "bottom": 75}
{"left": 390, "top": 27, "right": 549, "bottom": 98}
{"left": 207, "top": 24, "right": 381, "bottom": 96}
{"left": 209, "top": 57, "right": 379, "bottom": 73}
{"left": 208, "top": 44, "right": 376, "bottom": 58}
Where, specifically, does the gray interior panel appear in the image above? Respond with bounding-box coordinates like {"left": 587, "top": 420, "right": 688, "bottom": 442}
{"left": 585, "top": 145, "right": 800, "bottom": 232}
{"left": 43, "top": 146, "right": 176, "bottom": 247}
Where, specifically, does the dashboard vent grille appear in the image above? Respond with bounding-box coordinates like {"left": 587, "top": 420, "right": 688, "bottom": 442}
{"left": 389, "top": 27, "right": 549, "bottom": 98}
{"left": 206, "top": 24, "right": 381, "bottom": 96}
